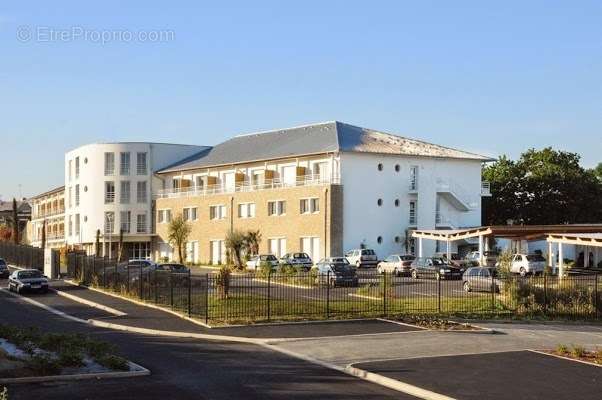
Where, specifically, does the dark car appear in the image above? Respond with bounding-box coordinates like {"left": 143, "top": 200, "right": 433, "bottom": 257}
{"left": 155, "top": 263, "right": 190, "bottom": 273}
{"left": 462, "top": 267, "right": 504, "bottom": 293}
{"left": 279, "top": 253, "right": 313, "bottom": 270}
{"left": 0, "top": 258, "right": 9, "bottom": 279}
{"left": 8, "top": 269, "right": 49, "bottom": 294}
{"left": 314, "top": 257, "right": 359, "bottom": 287}
{"left": 410, "top": 257, "right": 465, "bottom": 280}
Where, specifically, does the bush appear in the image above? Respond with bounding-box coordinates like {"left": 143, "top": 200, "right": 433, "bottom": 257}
{"left": 216, "top": 265, "right": 232, "bottom": 299}
{"left": 556, "top": 344, "right": 569, "bottom": 355}
{"left": 96, "top": 354, "right": 129, "bottom": 371}
{"left": 256, "top": 261, "right": 273, "bottom": 279}
{"left": 28, "top": 354, "right": 60, "bottom": 376}
{"left": 572, "top": 345, "right": 586, "bottom": 358}
{"left": 277, "top": 264, "right": 297, "bottom": 276}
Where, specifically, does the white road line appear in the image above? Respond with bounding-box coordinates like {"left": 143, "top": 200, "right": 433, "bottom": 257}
{"left": 51, "top": 288, "right": 127, "bottom": 316}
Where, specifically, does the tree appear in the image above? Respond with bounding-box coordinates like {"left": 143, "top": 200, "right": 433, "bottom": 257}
{"left": 95, "top": 229, "right": 101, "bottom": 256}
{"left": 117, "top": 229, "right": 124, "bottom": 262}
{"left": 41, "top": 220, "right": 46, "bottom": 249}
{"left": 225, "top": 230, "right": 247, "bottom": 269}
{"left": 483, "top": 148, "right": 602, "bottom": 225}
{"left": 243, "top": 230, "right": 262, "bottom": 256}
{"left": 12, "top": 198, "right": 19, "bottom": 244}
{"left": 0, "top": 224, "right": 11, "bottom": 242}
{"left": 167, "top": 214, "right": 191, "bottom": 263}
{"left": 592, "top": 162, "right": 602, "bottom": 181}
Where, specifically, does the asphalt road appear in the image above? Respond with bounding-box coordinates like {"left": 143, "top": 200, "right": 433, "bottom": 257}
{"left": 0, "top": 290, "right": 417, "bottom": 400}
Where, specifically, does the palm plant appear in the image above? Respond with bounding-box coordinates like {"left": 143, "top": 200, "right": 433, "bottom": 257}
{"left": 244, "top": 230, "right": 262, "bottom": 256}
{"left": 225, "top": 229, "right": 247, "bottom": 270}
{"left": 167, "top": 214, "right": 191, "bottom": 263}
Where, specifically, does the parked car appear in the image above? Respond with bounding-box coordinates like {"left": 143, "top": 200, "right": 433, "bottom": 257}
{"left": 410, "top": 257, "right": 465, "bottom": 280}
{"left": 345, "top": 249, "right": 378, "bottom": 268}
{"left": 433, "top": 252, "right": 470, "bottom": 268}
{"left": 462, "top": 267, "right": 503, "bottom": 293}
{"left": 8, "top": 269, "right": 49, "bottom": 294}
{"left": 246, "top": 254, "right": 279, "bottom": 271}
{"left": 314, "top": 258, "right": 359, "bottom": 287}
{"left": 508, "top": 253, "right": 546, "bottom": 276}
{"left": 279, "top": 253, "right": 313, "bottom": 270}
{"left": 377, "top": 254, "right": 415, "bottom": 276}
{"left": 0, "top": 258, "right": 9, "bottom": 279}
{"left": 127, "top": 259, "right": 156, "bottom": 270}
{"left": 154, "top": 263, "right": 190, "bottom": 273}
{"left": 465, "top": 251, "right": 499, "bottom": 267}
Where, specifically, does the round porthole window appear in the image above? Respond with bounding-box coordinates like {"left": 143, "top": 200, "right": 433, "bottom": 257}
{"left": 84, "top": 216, "right": 87, "bottom": 222}
{"left": 377, "top": 198, "right": 383, "bottom": 206}
{"left": 84, "top": 186, "right": 88, "bottom": 192}
{"left": 395, "top": 164, "right": 400, "bottom": 172}
{"left": 377, "top": 163, "right": 383, "bottom": 171}
{"left": 394, "top": 199, "right": 400, "bottom": 207}
{"left": 377, "top": 236, "right": 383, "bottom": 244}
{"left": 84, "top": 157, "right": 88, "bottom": 164}
{"left": 394, "top": 236, "right": 400, "bottom": 243}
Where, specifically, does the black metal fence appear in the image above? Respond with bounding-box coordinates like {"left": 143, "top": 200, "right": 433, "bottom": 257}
{"left": 66, "top": 254, "right": 602, "bottom": 325}
{"left": 0, "top": 241, "right": 46, "bottom": 271}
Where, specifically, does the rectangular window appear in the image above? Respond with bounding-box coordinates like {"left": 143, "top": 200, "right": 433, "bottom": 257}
{"left": 68, "top": 187, "right": 72, "bottom": 208}
{"left": 75, "top": 184, "right": 80, "bottom": 206}
{"left": 186, "top": 241, "right": 199, "bottom": 264}
{"left": 120, "top": 211, "right": 131, "bottom": 233}
{"left": 104, "top": 152, "right": 115, "bottom": 176}
{"left": 268, "top": 238, "right": 287, "bottom": 258}
{"left": 300, "top": 199, "right": 309, "bottom": 214}
{"left": 409, "top": 200, "right": 417, "bottom": 225}
{"left": 268, "top": 200, "right": 286, "bottom": 216}
{"left": 136, "top": 181, "right": 147, "bottom": 203}
{"left": 210, "top": 205, "right": 226, "bottom": 220}
{"left": 75, "top": 214, "right": 80, "bottom": 236}
{"left": 104, "top": 212, "right": 114, "bottom": 234}
{"left": 300, "top": 198, "right": 319, "bottom": 214}
{"left": 68, "top": 215, "right": 73, "bottom": 236}
{"left": 238, "top": 203, "right": 255, "bottom": 218}
{"left": 311, "top": 198, "right": 319, "bottom": 213}
{"left": 105, "top": 181, "right": 115, "bottom": 204}
{"left": 158, "top": 209, "right": 172, "bottom": 224}
{"left": 75, "top": 157, "right": 80, "bottom": 179}
{"left": 120, "top": 181, "right": 130, "bottom": 204}
{"left": 68, "top": 160, "right": 72, "bottom": 182}
{"left": 136, "top": 152, "right": 147, "bottom": 175}
{"left": 183, "top": 207, "right": 198, "bottom": 221}
{"left": 137, "top": 213, "right": 147, "bottom": 233}
{"left": 120, "top": 152, "right": 130, "bottom": 175}
{"left": 410, "top": 166, "right": 418, "bottom": 191}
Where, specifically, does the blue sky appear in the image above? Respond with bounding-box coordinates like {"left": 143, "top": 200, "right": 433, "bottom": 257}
{"left": 1, "top": 1, "right": 601, "bottom": 199}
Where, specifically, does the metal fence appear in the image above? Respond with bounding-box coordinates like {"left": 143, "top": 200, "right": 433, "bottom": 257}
{"left": 66, "top": 254, "right": 602, "bottom": 325}
{"left": 0, "top": 241, "right": 46, "bottom": 271}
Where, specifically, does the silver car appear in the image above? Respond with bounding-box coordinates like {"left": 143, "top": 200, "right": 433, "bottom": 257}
{"left": 462, "top": 267, "right": 503, "bottom": 293}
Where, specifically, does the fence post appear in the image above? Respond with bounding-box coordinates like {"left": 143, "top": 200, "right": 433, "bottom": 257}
{"left": 383, "top": 272, "right": 387, "bottom": 317}
{"left": 127, "top": 263, "right": 130, "bottom": 294}
{"left": 188, "top": 269, "right": 192, "bottom": 318}
{"left": 103, "top": 262, "right": 107, "bottom": 289}
{"left": 595, "top": 273, "right": 599, "bottom": 319}
{"left": 543, "top": 273, "right": 548, "bottom": 315}
{"left": 491, "top": 272, "right": 495, "bottom": 313}
{"left": 205, "top": 273, "right": 210, "bottom": 325}
{"left": 267, "top": 271, "right": 271, "bottom": 321}
{"left": 139, "top": 266, "right": 143, "bottom": 300}
{"left": 437, "top": 275, "right": 441, "bottom": 314}
{"left": 326, "top": 271, "right": 330, "bottom": 319}
{"left": 170, "top": 270, "right": 174, "bottom": 310}
{"left": 154, "top": 269, "right": 158, "bottom": 304}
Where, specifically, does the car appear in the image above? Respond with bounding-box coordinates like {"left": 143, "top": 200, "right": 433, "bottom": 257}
{"left": 465, "top": 251, "right": 499, "bottom": 267}
{"left": 433, "top": 252, "right": 471, "bottom": 268}
{"left": 0, "top": 258, "right": 9, "bottom": 279}
{"left": 462, "top": 267, "right": 503, "bottom": 293}
{"left": 410, "top": 257, "right": 465, "bottom": 280}
{"left": 345, "top": 249, "right": 378, "bottom": 268}
{"left": 246, "top": 254, "right": 279, "bottom": 271}
{"left": 8, "top": 269, "right": 49, "bottom": 294}
{"left": 313, "top": 258, "right": 359, "bottom": 287}
{"left": 154, "top": 263, "right": 190, "bottom": 273}
{"left": 508, "top": 253, "right": 546, "bottom": 276}
{"left": 126, "top": 259, "right": 156, "bottom": 270}
{"left": 377, "top": 254, "right": 415, "bottom": 276}
{"left": 279, "top": 253, "right": 313, "bottom": 270}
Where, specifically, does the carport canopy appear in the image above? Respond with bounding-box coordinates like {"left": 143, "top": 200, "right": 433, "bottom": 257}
{"left": 547, "top": 233, "right": 602, "bottom": 277}
{"left": 411, "top": 227, "right": 492, "bottom": 262}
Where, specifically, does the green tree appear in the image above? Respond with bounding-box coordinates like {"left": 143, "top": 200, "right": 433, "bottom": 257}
{"left": 243, "top": 230, "right": 262, "bottom": 256}
{"left": 167, "top": 214, "right": 191, "bottom": 263}
{"left": 592, "top": 162, "right": 602, "bottom": 181}
{"left": 225, "top": 229, "right": 247, "bottom": 270}
{"left": 12, "top": 198, "right": 19, "bottom": 244}
{"left": 483, "top": 148, "right": 602, "bottom": 225}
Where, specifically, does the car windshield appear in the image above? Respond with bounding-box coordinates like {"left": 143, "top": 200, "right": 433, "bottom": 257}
{"left": 400, "top": 255, "right": 415, "bottom": 261}
{"left": 527, "top": 255, "right": 545, "bottom": 262}
{"left": 431, "top": 258, "right": 447, "bottom": 266}
{"left": 293, "top": 253, "right": 308, "bottom": 259}
{"left": 18, "top": 270, "right": 42, "bottom": 279}
{"left": 330, "top": 258, "right": 349, "bottom": 264}
{"left": 361, "top": 250, "right": 375, "bottom": 255}
{"left": 263, "top": 255, "right": 277, "bottom": 261}
{"left": 332, "top": 264, "right": 353, "bottom": 273}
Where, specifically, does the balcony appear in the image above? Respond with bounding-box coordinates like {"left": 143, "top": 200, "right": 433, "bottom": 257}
{"left": 435, "top": 212, "right": 454, "bottom": 228}
{"left": 155, "top": 174, "right": 341, "bottom": 200}
{"left": 436, "top": 178, "right": 479, "bottom": 211}
{"left": 33, "top": 208, "right": 65, "bottom": 219}
{"left": 481, "top": 181, "right": 491, "bottom": 196}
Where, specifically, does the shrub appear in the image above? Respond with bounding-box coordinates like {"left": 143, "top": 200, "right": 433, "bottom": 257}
{"left": 96, "top": 354, "right": 129, "bottom": 371}
{"left": 28, "top": 354, "right": 60, "bottom": 376}
{"left": 58, "top": 348, "right": 84, "bottom": 367}
{"left": 572, "top": 345, "right": 586, "bottom": 358}
{"left": 277, "top": 264, "right": 297, "bottom": 276}
{"left": 256, "top": 261, "right": 273, "bottom": 279}
{"left": 215, "top": 265, "right": 232, "bottom": 299}
{"left": 556, "top": 344, "right": 569, "bottom": 355}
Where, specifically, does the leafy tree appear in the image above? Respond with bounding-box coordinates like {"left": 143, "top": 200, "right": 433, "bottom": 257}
{"left": 483, "top": 148, "right": 602, "bottom": 225}
{"left": 592, "top": 162, "right": 602, "bottom": 181}
{"left": 12, "top": 198, "right": 19, "bottom": 244}
{"left": 167, "top": 214, "right": 191, "bottom": 263}
{"left": 0, "top": 224, "right": 11, "bottom": 242}
{"left": 243, "top": 230, "right": 262, "bottom": 256}
{"left": 225, "top": 229, "right": 247, "bottom": 269}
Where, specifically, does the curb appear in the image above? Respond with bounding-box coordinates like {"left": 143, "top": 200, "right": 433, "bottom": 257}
{"left": 50, "top": 288, "right": 126, "bottom": 316}
{"left": 0, "top": 361, "right": 150, "bottom": 384}
{"left": 528, "top": 349, "right": 602, "bottom": 368}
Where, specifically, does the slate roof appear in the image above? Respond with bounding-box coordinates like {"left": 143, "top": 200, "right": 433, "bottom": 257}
{"left": 158, "top": 121, "right": 493, "bottom": 173}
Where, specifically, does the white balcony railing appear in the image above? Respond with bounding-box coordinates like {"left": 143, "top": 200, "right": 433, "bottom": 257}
{"left": 155, "top": 174, "right": 341, "bottom": 199}
{"left": 481, "top": 181, "right": 491, "bottom": 196}
{"left": 435, "top": 212, "right": 454, "bottom": 227}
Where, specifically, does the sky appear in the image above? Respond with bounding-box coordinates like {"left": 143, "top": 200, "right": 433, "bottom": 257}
{"left": 1, "top": 1, "right": 601, "bottom": 200}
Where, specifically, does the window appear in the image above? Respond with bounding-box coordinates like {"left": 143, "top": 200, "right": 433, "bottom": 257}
{"left": 75, "top": 214, "right": 80, "bottom": 236}
{"left": 410, "top": 166, "right": 418, "bottom": 190}
{"left": 120, "top": 211, "right": 131, "bottom": 233}
{"left": 395, "top": 164, "right": 400, "bottom": 172}
{"left": 238, "top": 203, "right": 256, "bottom": 218}
{"left": 137, "top": 213, "right": 147, "bottom": 233}
{"left": 104, "top": 212, "right": 114, "bottom": 234}
{"left": 395, "top": 199, "right": 400, "bottom": 207}
{"left": 68, "top": 160, "right": 72, "bottom": 182}
{"left": 268, "top": 238, "right": 287, "bottom": 258}
{"left": 68, "top": 215, "right": 73, "bottom": 236}
{"left": 131, "top": 242, "right": 151, "bottom": 259}
{"left": 377, "top": 236, "right": 383, "bottom": 244}
{"left": 300, "top": 198, "right": 319, "bottom": 214}
{"left": 377, "top": 163, "right": 383, "bottom": 171}
{"left": 136, "top": 181, "right": 147, "bottom": 203}
{"left": 377, "top": 198, "right": 383, "bottom": 207}
{"left": 120, "top": 181, "right": 130, "bottom": 204}
{"left": 409, "top": 200, "right": 417, "bottom": 225}
{"left": 75, "top": 184, "right": 80, "bottom": 206}
{"left": 394, "top": 236, "right": 400, "bottom": 243}
{"left": 136, "top": 152, "right": 147, "bottom": 175}
{"left": 120, "top": 152, "right": 130, "bottom": 175}
{"left": 183, "top": 207, "right": 198, "bottom": 221}
{"left": 104, "top": 152, "right": 115, "bottom": 176}
{"left": 268, "top": 200, "right": 286, "bottom": 216}
{"left": 105, "top": 181, "right": 115, "bottom": 204}
{"left": 75, "top": 157, "right": 80, "bottom": 179}
{"left": 186, "top": 241, "right": 199, "bottom": 263}
{"left": 210, "top": 205, "right": 226, "bottom": 220}
{"left": 68, "top": 187, "right": 72, "bottom": 208}
{"left": 158, "top": 209, "right": 172, "bottom": 224}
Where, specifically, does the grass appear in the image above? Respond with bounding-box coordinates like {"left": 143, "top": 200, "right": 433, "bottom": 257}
{"left": 571, "top": 344, "right": 586, "bottom": 358}
{"left": 552, "top": 343, "right": 602, "bottom": 364}
{"left": 556, "top": 344, "right": 569, "bottom": 355}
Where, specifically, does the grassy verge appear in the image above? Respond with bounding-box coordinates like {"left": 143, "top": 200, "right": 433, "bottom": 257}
{"left": 550, "top": 344, "right": 602, "bottom": 364}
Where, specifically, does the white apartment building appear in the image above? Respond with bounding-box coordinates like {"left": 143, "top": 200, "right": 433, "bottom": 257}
{"left": 64, "top": 142, "right": 206, "bottom": 259}
{"left": 27, "top": 186, "right": 66, "bottom": 249}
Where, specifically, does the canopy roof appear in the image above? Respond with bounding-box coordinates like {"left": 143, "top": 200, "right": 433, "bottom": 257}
{"left": 546, "top": 233, "right": 602, "bottom": 247}
{"left": 412, "top": 225, "right": 602, "bottom": 241}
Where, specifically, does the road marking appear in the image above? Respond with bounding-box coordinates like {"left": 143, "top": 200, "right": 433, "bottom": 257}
{"left": 376, "top": 318, "right": 428, "bottom": 330}
{"left": 51, "top": 288, "right": 126, "bottom": 316}
{"left": 528, "top": 349, "right": 602, "bottom": 368}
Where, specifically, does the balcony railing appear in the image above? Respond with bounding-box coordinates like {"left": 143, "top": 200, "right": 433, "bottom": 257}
{"left": 155, "top": 174, "right": 341, "bottom": 199}
{"left": 33, "top": 208, "right": 66, "bottom": 219}
{"left": 435, "top": 212, "right": 454, "bottom": 227}
{"left": 481, "top": 181, "right": 491, "bottom": 196}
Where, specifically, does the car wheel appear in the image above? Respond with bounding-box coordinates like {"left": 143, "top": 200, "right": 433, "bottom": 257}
{"left": 463, "top": 281, "right": 471, "bottom": 292}
{"left": 411, "top": 270, "right": 418, "bottom": 279}
{"left": 519, "top": 267, "right": 526, "bottom": 277}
